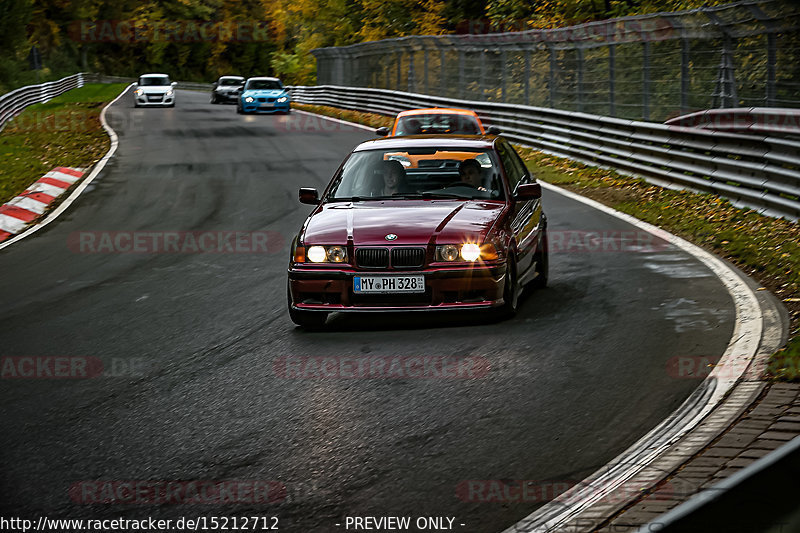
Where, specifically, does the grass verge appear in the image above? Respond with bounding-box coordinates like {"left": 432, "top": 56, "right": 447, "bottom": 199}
{"left": 291, "top": 103, "right": 800, "bottom": 381}
{"left": 0, "top": 83, "right": 127, "bottom": 204}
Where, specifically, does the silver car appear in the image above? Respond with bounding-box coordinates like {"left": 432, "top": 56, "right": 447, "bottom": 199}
{"left": 211, "top": 76, "right": 245, "bottom": 104}
{"left": 133, "top": 73, "right": 176, "bottom": 108}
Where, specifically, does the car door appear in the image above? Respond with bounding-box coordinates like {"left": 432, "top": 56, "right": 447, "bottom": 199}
{"left": 497, "top": 140, "right": 542, "bottom": 279}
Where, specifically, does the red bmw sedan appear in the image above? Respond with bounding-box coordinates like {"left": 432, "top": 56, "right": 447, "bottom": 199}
{"left": 287, "top": 135, "right": 548, "bottom": 328}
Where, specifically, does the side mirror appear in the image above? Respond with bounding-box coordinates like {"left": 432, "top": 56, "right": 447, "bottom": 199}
{"left": 486, "top": 126, "right": 501, "bottom": 135}
{"left": 171, "top": 81, "right": 177, "bottom": 87}
{"left": 375, "top": 127, "right": 390, "bottom": 136}
{"left": 514, "top": 182, "right": 541, "bottom": 201}
{"left": 299, "top": 188, "right": 320, "bottom": 205}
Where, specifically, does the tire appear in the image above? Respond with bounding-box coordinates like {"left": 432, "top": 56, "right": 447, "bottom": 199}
{"left": 236, "top": 104, "right": 243, "bottom": 115}
{"left": 287, "top": 285, "right": 327, "bottom": 328}
{"left": 532, "top": 227, "right": 549, "bottom": 289}
{"left": 499, "top": 255, "right": 519, "bottom": 318}
{"left": 210, "top": 95, "right": 217, "bottom": 104}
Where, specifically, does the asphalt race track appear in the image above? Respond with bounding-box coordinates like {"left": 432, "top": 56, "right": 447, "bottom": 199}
{"left": 0, "top": 89, "right": 736, "bottom": 532}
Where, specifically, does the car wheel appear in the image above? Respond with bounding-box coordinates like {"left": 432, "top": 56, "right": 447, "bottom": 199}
{"left": 287, "top": 285, "right": 327, "bottom": 328}
{"left": 499, "top": 255, "right": 519, "bottom": 318}
{"left": 236, "top": 104, "right": 243, "bottom": 114}
{"left": 532, "top": 227, "right": 549, "bottom": 289}
{"left": 210, "top": 95, "right": 217, "bottom": 104}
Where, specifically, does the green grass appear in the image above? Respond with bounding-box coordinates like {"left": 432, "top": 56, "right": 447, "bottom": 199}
{"left": 0, "top": 83, "right": 127, "bottom": 204}
{"left": 289, "top": 103, "right": 800, "bottom": 381}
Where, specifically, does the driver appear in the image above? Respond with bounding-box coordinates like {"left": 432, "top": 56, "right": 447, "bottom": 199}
{"left": 458, "top": 159, "right": 487, "bottom": 191}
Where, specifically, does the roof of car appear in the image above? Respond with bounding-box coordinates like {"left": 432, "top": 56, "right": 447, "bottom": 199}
{"left": 396, "top": 108, "right": 480, "bottom": 118}
{"left": 246, "top": 76, "right": 282, "bottom": 82}
{"left": 219, "top": 75, "right": 244, "bottom": 80}
{"left": 354, "top": 135, "right": 497, "bottom": 152}
{"left": 139, "top": 73, "right": 170, "bottom": 77}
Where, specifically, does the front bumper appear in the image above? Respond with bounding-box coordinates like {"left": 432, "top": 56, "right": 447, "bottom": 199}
{"left": 288, "top": 264, "right": 507, "bottom": 312}
{"left": 214, "top": 91, "right": 239, "bottom": 102}
{"left": 135, "top": 93, "right": 175, "bottom": 106}
{"left": 240, "top": 101, "right": 291, "bottom": 113}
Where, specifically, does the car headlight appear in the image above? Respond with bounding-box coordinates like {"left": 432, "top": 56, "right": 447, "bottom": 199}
{"left": 436, "top": 244, "right": 499, "bottom": 262}
{"left": 277, "top": 96, "right": 288, "bottom": 103}
{"left": 244, "top": 96, "right": 255, "bottom": 103}
{"left": 135, "top": 88, "right": 144, "bottom": 96}
{"left": 305, "top": 245, "right": 348, "bottom": 263}
{"left": 165, "top": 89, "right": 173, "bottom": 96}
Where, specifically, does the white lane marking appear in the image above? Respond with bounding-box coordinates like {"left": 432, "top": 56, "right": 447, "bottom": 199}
{"left": 0, "top": 214, "right": 28, "bottom": 234}
{"left": 0, "top": 84, "right": 133, "bottom": 251}
{"left": 500, "top": 181, "right": 763, "bottom": 533}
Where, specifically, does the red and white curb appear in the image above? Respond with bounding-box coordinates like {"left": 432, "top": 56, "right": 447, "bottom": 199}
{"left": 0, "top": 167, "right": 85, "bottom": 242}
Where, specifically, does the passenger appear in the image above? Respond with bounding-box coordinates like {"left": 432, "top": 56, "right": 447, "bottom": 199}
{"left": 458, "top": 159, "right": 487, "bottom": 191}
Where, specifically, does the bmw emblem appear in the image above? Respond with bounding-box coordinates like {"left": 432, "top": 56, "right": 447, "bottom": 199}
{"left": 385, "top": 233, "right": 398, "bottom": 241}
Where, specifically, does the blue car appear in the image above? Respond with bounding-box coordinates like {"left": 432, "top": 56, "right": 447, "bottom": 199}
{"left": 237, "top": 77, "right": 291, "bottom": 114}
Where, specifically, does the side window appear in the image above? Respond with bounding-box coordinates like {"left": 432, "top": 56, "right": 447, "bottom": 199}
{"left": 497, "top": 142, "right": 524, "bottom": 191}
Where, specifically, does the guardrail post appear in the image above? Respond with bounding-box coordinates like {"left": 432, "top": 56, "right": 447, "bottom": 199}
{"left": 642, "top": 40, "right": 651, "bottom": 121}
{"left": 396, "top": 51, "right": 402, "bottom": 90}
{"left": 480, "top": 49, "right": 487, "bottom": 100}
{"left": 440, "top": 49, "right": 447, "bottom": 96}
{"left": 408, "top": 48, "right": 416, "bottom": 93}
{"left": 681, "top": 37, "right": 690, "bottom": 113}
{"left": 423, "top": 47, "right": 429, "bottom": 95}
{"left": 458, "top": 49, "right": 466, "bottom": 100}
{"left": 548, "top": 44, "right": 557, "bottom": 108}
{"left": 501, "top": 49, "right": 507, "bottom": 102}
{"left": 767, "top": 32, "right": 776, "bottom": 107}
{"left": 524, "top": 47, "right": 531, "bottom": 106}
{"left": 577, "top": 47, "right": 585, "bottom": 113}
{"left": 609, "top": 44, "right": 616, "bottom": 117}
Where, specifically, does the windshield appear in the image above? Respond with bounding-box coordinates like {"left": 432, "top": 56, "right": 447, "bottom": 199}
{"left": 220, "top": 78, "right": 243, "bottom": 86}
{"left": 246, "top": 80, "right": 283, "bottom": 90}
{"left": 395, "top": 114, "right": 482, "bottom": 135}
{"left": 139, "top": 76, "right": 170, "bottom": 86}
{"left": 326, "top": 147, "right": 504, "bottom": 201}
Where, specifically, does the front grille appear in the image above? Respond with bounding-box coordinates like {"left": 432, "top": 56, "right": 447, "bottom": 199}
{"left": 267, "top": 97, "right": 276, "bottom": 103}
{"left": 257, "top": 97, "right": 266, "bottom": 102}
{"left": 147, "top": 95, "right": 163, "bottom": 102}
{"left": 391, "top": 247, "right": 425, "bottom": 268}
{"left": 356, "top": 248, "right": 389, "bottom": 268}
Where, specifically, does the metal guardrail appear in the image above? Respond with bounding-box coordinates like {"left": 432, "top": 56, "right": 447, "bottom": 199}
{"left": 666, "top": 108, "right": 800, "bottom": 138}
{"left": 289, "top": 84, "right": 800, "bottom": 221}
{"left": 0, "top": 73, "right": 84, "bottom": 132}
{"left": 82, "top": 73, "right": 211, "bottom": 92}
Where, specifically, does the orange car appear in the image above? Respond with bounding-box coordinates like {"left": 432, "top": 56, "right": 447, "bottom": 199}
{"left": 376, "top": 108, "right": 496, "bottom": 137}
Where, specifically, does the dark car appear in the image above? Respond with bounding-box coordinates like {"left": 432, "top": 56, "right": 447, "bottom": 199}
{"left": 287, "top": 135, "right": 548, "bottom": 328}
{"left": 210, "top": 75, "right": 245, "bottom": 104}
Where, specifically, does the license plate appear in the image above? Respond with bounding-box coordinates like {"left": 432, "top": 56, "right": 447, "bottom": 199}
{"left": 354, "top": 275, "right": 425, "bottom": 294}
{"left": 260, "top": 103, "right": 274, "bottom": 108}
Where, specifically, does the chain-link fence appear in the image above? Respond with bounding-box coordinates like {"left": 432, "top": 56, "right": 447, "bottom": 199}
{"left": 312, "top": 0, "right": 800, "bottom": 122}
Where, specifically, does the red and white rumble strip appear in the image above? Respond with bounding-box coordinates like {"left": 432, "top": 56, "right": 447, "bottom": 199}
{"left": 0, "top": 167, "right": 84, "bottom": 242}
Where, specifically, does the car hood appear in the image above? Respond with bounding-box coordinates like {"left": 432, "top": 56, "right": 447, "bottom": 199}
{"left": 302, "top": 200, "right": 505, "bottom": 246}
{"left": 242, "top": 89, "right": 287, "bottom": 97}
